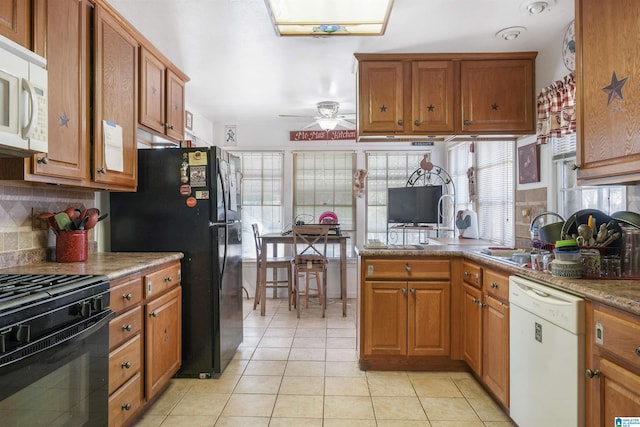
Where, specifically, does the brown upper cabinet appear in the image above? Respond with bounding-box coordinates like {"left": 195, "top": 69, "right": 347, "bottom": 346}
{"left": 0, "top": 0, "right": 31, "bottom": 48}
{"left": 576, "top": 0, "right": 640, "bottom": 185}
{"left": 355, "top": 52, "right": 536, "bottom": 139}
{"left": 140, "top": 47, "right": 187, "bottom": 143}
{"left": 0, "top": 0, "right": 188, "bottom": 191}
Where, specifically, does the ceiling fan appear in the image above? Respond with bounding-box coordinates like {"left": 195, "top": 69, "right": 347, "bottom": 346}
{"left": 280, "top": 101, "right": 356, "bottom": 131}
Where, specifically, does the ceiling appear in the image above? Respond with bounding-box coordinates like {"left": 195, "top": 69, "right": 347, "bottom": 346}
{"left": 108, "top": 0, "right": 574, "bottom": 128}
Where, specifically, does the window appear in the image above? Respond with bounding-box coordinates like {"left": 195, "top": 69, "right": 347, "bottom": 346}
{"left": 447, "top": 142, "right": 472, "bottom": 213}
{"left": 231, "top": 151, "right": 284, "bottom": 258}
{"left": 293, "top": 151, "right": 355, "bottom": 257}
{"left": 556, "top": 157, "right": 625, "bottom": 218}
{"left": 475, "top": 141, "right": 515, "bottom": 245}
{"left": 365, "top": 152, "right": 427, "bottom": 244}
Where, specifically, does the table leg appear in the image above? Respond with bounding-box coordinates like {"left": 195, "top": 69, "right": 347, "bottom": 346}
{"left": 260, "top": 240, "right": 268, "bottom": 316}
{"left": 340, "top": 238, "right": 347, "bottom": 317}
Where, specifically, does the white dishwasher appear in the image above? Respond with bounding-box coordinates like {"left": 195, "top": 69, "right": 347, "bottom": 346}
{"left": 509, "top": 275, "right": 585, "bottom": 427}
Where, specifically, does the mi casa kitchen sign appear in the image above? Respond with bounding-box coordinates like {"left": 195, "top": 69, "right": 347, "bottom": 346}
{"left": 290, "top": 130, "right": 356, "bottom": 141}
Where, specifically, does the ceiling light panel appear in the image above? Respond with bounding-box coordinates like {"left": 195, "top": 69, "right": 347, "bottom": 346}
{"left": 265, "top": 0, "right": 394, "bottom": 36}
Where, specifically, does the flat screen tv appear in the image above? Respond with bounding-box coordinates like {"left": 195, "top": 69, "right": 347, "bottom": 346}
{"left": 387, "top": 185, "right": 443, "bottom": 225}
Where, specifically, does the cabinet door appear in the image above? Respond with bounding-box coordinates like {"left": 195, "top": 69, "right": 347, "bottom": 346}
{"left": 462, "top": 282, "right": 483, "bottom": 375}
{"left": 139, "top": 48, "right": 166, "bottom": 134}
{"left": 461, "top": 60, "right": 534, "bottom": 133}
{"left": 146, "top": 286, "right": 181, "bottom": 400}
{"left": 358, "top": 61, "right": 404, "bottom": 133}
{"left": 363, "top": 281, "right": 407, "bottom": 356}
{"left": 165, "top": 69, "right": 185, "bottom": 141}
{"left": 93, "top": 5, "right": 138, "bottom": 190}
{"left": 482, "top": 294, "right": 509, "bottom": 408}
{"left": 412, "top": 61, "right": 456, "bottom": 133}
{"left": 590, "top": 358, "right": 640, "bottom": 425}
{"left": 0, "top": 0, "right": 31, "bottom": 48}
{"left": 408, "top": 281, "right": 450, "bottom": 356}
{"left": 576, "top": 0, "right": 640, "bottom": 184}
{"left": 32, "top": 0, "right": 90, "bottom": 182}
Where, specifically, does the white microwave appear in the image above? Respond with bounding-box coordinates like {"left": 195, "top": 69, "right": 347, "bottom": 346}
{"left": 0, "top": 34, "right": 47, "bottom": 157}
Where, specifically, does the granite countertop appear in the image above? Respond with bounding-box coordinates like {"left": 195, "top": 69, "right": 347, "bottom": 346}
{"left": 357, "top": 244, "right": 640, "bottom": 317}
{"left": 0, "top": 252, "right": 184, "bottom": 281}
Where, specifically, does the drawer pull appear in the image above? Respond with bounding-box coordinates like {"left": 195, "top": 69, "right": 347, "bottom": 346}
{"left": 636, "top": 347, "right": 640, "bottom": 357}
{"left": 149, "top": 311, "right": 158, "bottom": 318}
{"left": 464, "top": 271, "right": 471, "bottom": 277}
{"left": 405, "top": 263, "right": 411, "bottom": 273}
{"left": 490, "top": 283, "right": 498, "bottom": 289}
{"left": 122, "top": 324, "right": 132, "bottom": 332}
{"left": 121, "top": 361, "right": 132, "bottom": 369}
{"left": 121, "top": 403, "right": 132, "bottom": 411}
{"left": 164, "top": 276, "right": 173, "bottom": 282}
{"left": 585, "top": 368, "right": 600, "bottom": 379}
{"left": 122, "top": 293, "right": 133, "bottom": 301}
{"left": 410, "top": 288, "right": 416, "bottom": 295}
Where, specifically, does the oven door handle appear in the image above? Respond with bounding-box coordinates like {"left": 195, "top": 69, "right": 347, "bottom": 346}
{"left": 1, "top": 309, "right": 116, "bottom": 369}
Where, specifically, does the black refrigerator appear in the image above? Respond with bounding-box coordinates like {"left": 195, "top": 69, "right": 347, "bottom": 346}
{"left": 110, "top": 146, "right": 243, "bottom": 378}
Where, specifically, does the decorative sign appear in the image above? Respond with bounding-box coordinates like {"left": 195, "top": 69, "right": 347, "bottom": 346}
{"left": 518, "top": 143, "right": 540, "bottom": 184}
{"left": 290, "top": 129, "right": 356, "bottom": 141}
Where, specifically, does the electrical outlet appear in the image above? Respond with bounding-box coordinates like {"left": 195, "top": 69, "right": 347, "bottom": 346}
{"left": 31, "top": 208, "right": 49, "bottom": 230}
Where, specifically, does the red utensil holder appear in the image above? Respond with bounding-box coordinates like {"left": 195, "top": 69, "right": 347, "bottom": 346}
{"left": 56, "top": 230, "right": 88, "bottom": 262}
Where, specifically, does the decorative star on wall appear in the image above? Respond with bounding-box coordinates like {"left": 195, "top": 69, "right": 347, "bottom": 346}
{"left": 379, "top": 105, "right": 387, "bottom": 112}
{"left": 602, "top": 71, "right": 628, "bottom": 106}
{"left": 491, "top": 103, "right": 499, "bottom": 110}
{"left": 427, "top": 104, "right": 435, "bottom": 112}
{"left": 58, "top": 112, "right": 70, "bottom": 128}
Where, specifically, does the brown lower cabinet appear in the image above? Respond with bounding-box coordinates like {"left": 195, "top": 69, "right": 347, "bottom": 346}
{"left": 359, "top": 257, "right": 454, "bottom": 370}
{"left": 586, "top": 302, "right": 640, "bottom": 426}
{"left": 108, "top": 260, "right": 182, "bottom": 427}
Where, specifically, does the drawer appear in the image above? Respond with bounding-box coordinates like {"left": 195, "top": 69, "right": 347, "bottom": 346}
{"left": 462, "top": 261, "right": 482, "bottom": 288}
{"left": 145, "top": 262, "right": 181, "bottom": 298}
{"left": 363, "top": 259, "right": 450, "bottom": 280}
{"left": 108, "top": 372, "right": 142, "bottom": 427}
{"left": 483, "top": 269, "right": 509, "bottom": 301}
{"left": 109, "top": 306, "right": 143, "bottom": 350}
{"left": 109, "top": 276, "right": 143, "bottom": 313}
{"left": 592, "top": 305, "right": 640, "bottom": 369}
{"left": 109, "top": 334, "right": 142, "bottom": 394}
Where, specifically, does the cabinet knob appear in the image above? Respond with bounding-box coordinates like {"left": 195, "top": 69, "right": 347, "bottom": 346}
{"left": 471, "top": 297, "right": 478, "bottom": 304}
{"left": 121, "top": 361, "right": 132, "bottom": 369}
{"left": 397, "top": 119, "right": 403, "bottom": 125}
{"left": 405, "top": 263, "right": 411, "bottom": 273}
{"left": 636, "top": 346, "right": 640, "bottom": 357}
{"left": 122, "top": 293, "right": 133, "bottom": 301}
{"left": 401, "top": 288, "right": 407, "bottom": 296}
{"left": 490, "top": 283, "right": 498, "bottom": 289}
{"left": 149, "top": 311, "right": 158, "bottom": 318}
{"left": 37, "top": 156, "right": 49, "bottom": 164}
{"left": 414, "top": 120, "right": 420, "bottom": 126}
{"left": 570, "top": 163, "right": 580, "bottom": 170}
{"left": 122, "top": 324, "right": 132, "bottom": 332}
{"left": 164, "top": 276, "right": 173, "bottom": 282}
{"left": 463, "top": 119, "right": 471, "bottom": 126}
{"left": 410, "top": 288, "right": 416, "bottom": 294}
{"left": 464, "top": 271, "right": 471, "bottom": 277}
{"left": 121, "top": 403, "right": 132, "bottom": 411}
{"left": 168, "top": 125, "right": 174, "bottom": 130}
{"left": 585, "top": 368, "right": 600, "bottom": 378}
{"left": 96, "top": 167, "right": 106, "bottom": 174}
{"left": 475, "top": 273, "right": 480, "bottom": 283}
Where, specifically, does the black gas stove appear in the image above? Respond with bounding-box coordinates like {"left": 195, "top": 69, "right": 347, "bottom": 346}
{"left": 0, "top": 273, "right": 110, "bottom": 364}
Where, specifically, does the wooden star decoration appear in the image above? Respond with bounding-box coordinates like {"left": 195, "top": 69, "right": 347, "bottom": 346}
{"left": 58, "top": 112, "right": 70, "bottom": 128}
{"left": 151, "top": 86, "right": 157, "bottom": 96}
{"left": 602, "top": 71, "right": 628, "bottom": 106}
{"left": 491, "top": 103, "right": 499, "bottom": 110}
{"left": 427, "top": 104, "right": 435, "bottom": 112}
{"left": 379, "top": 104, "right": 387, "bottom": 112}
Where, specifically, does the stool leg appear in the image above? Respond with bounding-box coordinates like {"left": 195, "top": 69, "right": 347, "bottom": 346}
{"left": 253, "top": 263, "right": 261, "bottom": 310}
{"left": 287, "top": 265, "right": 292, "bottom": 311}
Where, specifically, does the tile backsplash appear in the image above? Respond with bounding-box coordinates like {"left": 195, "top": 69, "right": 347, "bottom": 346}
{"left": 0, "top": 183, "right": 98, "bottom": 268}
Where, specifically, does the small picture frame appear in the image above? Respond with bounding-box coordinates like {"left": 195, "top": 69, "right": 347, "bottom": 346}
{"left": 518, "top": 143, "right": 540, "bottom": 184}
{"left": 185, "top": 110, "right": 193, "bottom": 131}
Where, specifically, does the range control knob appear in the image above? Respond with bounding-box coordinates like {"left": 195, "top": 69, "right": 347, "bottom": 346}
{"left": 15, "top": 325, "right": 31, "bottom": 344}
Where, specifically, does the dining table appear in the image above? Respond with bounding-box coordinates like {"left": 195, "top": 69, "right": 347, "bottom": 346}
{"left": 258, "top": 231, "right": 350, "bottom": 317}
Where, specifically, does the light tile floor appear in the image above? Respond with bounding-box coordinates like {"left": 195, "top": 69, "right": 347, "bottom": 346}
{"left": 134, "top": 296, "right": 516, "bottom": 427}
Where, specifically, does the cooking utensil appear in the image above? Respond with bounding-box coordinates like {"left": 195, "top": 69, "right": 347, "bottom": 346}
{"left": 53, "top": 212, "right": 71, "bottom": 230}
{"left": 84, "top": 212, "right": 100, "bottom": 230}
{"left": 611, "top": 211, "right": 640, "bottom": 230}
{"left": 530, "top": 212, "right": 565, "bottom": 244}
{"left": 561, "top": 209, "right": 616, "bottom": 241}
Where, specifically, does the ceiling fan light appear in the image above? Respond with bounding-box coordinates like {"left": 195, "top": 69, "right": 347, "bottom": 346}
{"left": 317, "top": 118, "right": 339, "bottom": 131}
